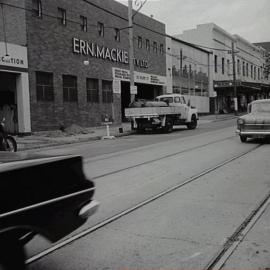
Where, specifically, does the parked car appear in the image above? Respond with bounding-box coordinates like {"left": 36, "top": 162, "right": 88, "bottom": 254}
{"left": 236, "top": 99, "right": 270, "bottom": 142}
{"left": 0, "top": 152, "right": 99, "bottom": 270}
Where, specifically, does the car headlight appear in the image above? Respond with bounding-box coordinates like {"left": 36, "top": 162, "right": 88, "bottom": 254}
{"left": 237, "top": 118, "right": 245, "bottom": 125}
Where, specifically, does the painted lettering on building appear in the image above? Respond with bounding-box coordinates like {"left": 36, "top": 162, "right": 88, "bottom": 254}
{"left": 72, "top": 37, "right": 148, "bottom": 68}
{"left": 0, "top": 57, "right": 24, "bottom": 66}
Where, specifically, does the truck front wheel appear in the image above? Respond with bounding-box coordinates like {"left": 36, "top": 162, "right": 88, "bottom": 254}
{"left": 187, "top": 115, "right": 197, "bottom": 130}
{"left": 0, "top": 240, "right": 26, "bottom": 270}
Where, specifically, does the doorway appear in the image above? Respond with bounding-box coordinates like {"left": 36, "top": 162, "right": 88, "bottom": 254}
{"left": 0, "top": 72, "right": 18, "bottom": 134}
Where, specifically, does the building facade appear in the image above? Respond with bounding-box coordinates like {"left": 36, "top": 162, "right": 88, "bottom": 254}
{"left": 166, "top": 36, "right": 211, "bottom": 113}
{"left": 0, "top": 0, "right": 166, "bottom": 133}
{"left": 176, "top": 23, "right": 270, "bottom": 114}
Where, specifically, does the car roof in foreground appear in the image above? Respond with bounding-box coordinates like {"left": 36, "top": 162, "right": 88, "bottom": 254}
{"left": 0, "top": 152, "right": 79, "bottom": 172}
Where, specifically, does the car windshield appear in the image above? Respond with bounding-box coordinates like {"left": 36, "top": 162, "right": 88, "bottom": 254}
{"left": 251, "top": 103, "right": 270, "bottom": 113}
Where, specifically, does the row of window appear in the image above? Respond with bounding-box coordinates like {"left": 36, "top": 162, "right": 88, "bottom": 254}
{"left": 32, "top": 0, "right": 164, "bottom": 53}
{"left": 36, "top": 72, "right": 113, "bottom": 103}
{"left": 137, "top": 36, "right": 164, "bottom": 54}
{"left": 214, "top": 55, "right": 263, "bottom": 80}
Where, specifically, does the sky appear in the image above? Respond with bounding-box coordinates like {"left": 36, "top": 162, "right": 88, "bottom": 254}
{"left": 116, "top": 0, "right": 270, "bottom": 43}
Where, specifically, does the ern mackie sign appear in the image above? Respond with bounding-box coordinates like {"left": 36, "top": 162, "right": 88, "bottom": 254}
{"left": 72, "top": 37, "right": 148, "bottom": 68}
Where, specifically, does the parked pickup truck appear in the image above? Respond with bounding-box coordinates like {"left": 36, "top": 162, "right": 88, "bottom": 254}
{"left": 0, "top": 153, "right": 99, "bottom": 270}
{"left": 125, "top": 94, "right": 198, "bottom": 133}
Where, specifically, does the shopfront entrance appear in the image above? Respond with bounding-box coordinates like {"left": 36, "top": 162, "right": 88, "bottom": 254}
{"left": 0, "top": 72, "right": 18, "bottom": 133}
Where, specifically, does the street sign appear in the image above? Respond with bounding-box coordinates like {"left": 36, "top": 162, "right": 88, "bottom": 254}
{"left": 130, "top": 85, "right": 137, "bottom": 94}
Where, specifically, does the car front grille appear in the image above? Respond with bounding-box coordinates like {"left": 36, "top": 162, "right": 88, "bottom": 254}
{"left": 242, "top": 124, "right": 270, "bottom": 131}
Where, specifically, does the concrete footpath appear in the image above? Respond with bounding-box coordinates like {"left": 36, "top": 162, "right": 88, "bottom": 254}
{"left": 15, "top": 113, "right": 238, "bottom": 151}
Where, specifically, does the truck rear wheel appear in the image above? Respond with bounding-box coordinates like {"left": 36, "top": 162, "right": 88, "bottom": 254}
{"left": 187, "top": 115, "right": 197, "bottom": 130}
{"left": 0, "top": 240, "right": 25, "bottom": 270}
{"left": 163, "top": 119, "right": 173, "bottom": 133}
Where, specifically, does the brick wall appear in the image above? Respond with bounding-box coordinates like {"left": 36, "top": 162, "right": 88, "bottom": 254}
{"left": 24, "top": 0, "right": 166, "bottom": 131}
{"left": 0, "top": 0, "right": 27, "bottom": 45}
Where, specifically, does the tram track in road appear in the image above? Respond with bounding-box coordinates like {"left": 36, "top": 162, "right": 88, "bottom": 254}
{"left": 204, "top": 190, "right": 270, "bottom": 270}
{"left": 89, "top": 135, "right": 236, "bottom": 180}
{"left": 26, "top": 143, "right": 262, "bottom": 266}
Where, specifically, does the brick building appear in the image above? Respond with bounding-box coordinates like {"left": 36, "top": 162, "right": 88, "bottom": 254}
{"left": 0, "top": 0, "right": 166, "bottom": 133}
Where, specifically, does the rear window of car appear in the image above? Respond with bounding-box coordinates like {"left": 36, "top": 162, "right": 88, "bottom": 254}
{"left": 159, "top": 97, "right": 173, "bottom": 103}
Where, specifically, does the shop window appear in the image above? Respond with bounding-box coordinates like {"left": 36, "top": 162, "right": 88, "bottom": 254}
{"left": 32, "top": 0, "right": 42, "bottom": 18}
{"left": 58, "top": 7, "right": 66, "bottom": 26}
{"left": 102, "top": 80, "right": 113, "bottom": 103}
{"left": 63, "top": 75, "right": 77, "bottom": 102}
{"left": 114, "top": 28, "right": 120, "bottom": 42}
{"left": 146, "top": 39, "right": 150, "bottom": 51}
{"left": 86, "top": 78, "right": 99, "bottom": 103}
{"left": 160, "top": 44, "right": 164, "bottom": 54}
{"left": 36, "top": 71, "right": 54, "bottom": 102}
{"left": 98, "top": 22, "right": 104, "bottom": 37}
{"left": 222, "top": 57, "right": 224, "bottom": 74}
{"left": 153, "top": 41, "right": 157, "bottom": 53}
{"left": 138, "top": 36, "right": 142, "bottom": 48}
{"left": 80, "top": 16, "right": 87, "bottom": 32}
{"left": 214, "top": 55, "right": 217, "bottom": 73}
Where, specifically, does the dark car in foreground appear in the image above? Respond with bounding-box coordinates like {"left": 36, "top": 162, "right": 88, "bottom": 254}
{"left": 236, "top": 99, "right": 270, "bottom": 142}
{"left": 0, "top": 153, "right": 99, "bottom": 270}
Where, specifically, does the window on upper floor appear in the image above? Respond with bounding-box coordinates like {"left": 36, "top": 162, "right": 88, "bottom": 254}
{"left": 63, "top": 75, "right": 77, "bottom": 102}
{"left": 36, "top": 71, "right": 54, "bottom": 101}
{"left": 80, "top": 16, "right": 87, "bottom": 32}
{"left": 242, "top": 61, "right": 245, "bottom": 76}
{"left": 153, "top": 41, "right": 157, "bottom": 53}
{"left": 254, "top": 67, "right": 257, "bottom": 80}
{"left": 114, "top": 28, "right": 120, "bottom": 42}
{"left": 214, "top": 55, "right": 218, "bottom": 73}
{"left": 86, "top": 78, "right": 99, "bottom": 103}
{"left": 160, "top": 44, "right": 164, "bottom": 54}
{"left": 227, "top": 59, "right": 230, "bottom": 75}
{"left": 138, "top": 36, "right": 142, "bottom": 48}
{"left": 251, "top": 65, "right": 253, "bottom": 79}
{"left": 246, "top": 63, "right": 249, "bottom": 77}
{"left": 146, "top": 39, "right": 150, "bottom": 51}
{"left": 237, "top": 59, "right": 240, "bottom": 75}
{"left": 258, "top": 68, "right": 260, "bottom": 80}
{"left": 221, "top": 57, "right": 225, "bottom": 74}
{"left": 32, "top": 0, "right": 42, "bottom": 18}
{"left": 58, "top": 7, "right": 66, "bottom": 26}
{"left": 98, "top": 22, "right": 104, "bottom": 37}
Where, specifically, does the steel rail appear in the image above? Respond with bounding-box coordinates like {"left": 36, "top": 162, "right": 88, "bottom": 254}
{"left": 26, "top": 144, "right": 261, "bottom": 265}
{"left": 90, "top": 135, "right": 235, "bottom": 180}
{"left": 204, "top": 190, "right": 270, "bottom": 270}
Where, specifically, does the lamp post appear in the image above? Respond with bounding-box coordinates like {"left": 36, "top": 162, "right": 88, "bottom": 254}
{"left": 231, "top": 41, "right": 238, "bottom": 115}
{"left": 128, "top": 0, "right": 135, "bottom": 102}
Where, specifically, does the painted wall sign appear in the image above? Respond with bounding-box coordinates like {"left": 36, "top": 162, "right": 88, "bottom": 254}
{"left": 112, "top": 67, "right": 166, "bottom": 86}
{"left": 73, "top": 37, "right": 148, "bottom": 68}
{"left": 0, "top": 42, "right": 28, "bottom": 69}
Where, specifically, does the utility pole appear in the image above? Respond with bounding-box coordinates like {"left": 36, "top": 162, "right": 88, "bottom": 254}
{"left": 128, "top": 0, "right": 135, "bottom": 102}
{"left": 231, "top": 41, "right": 238, "bottom": 115}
